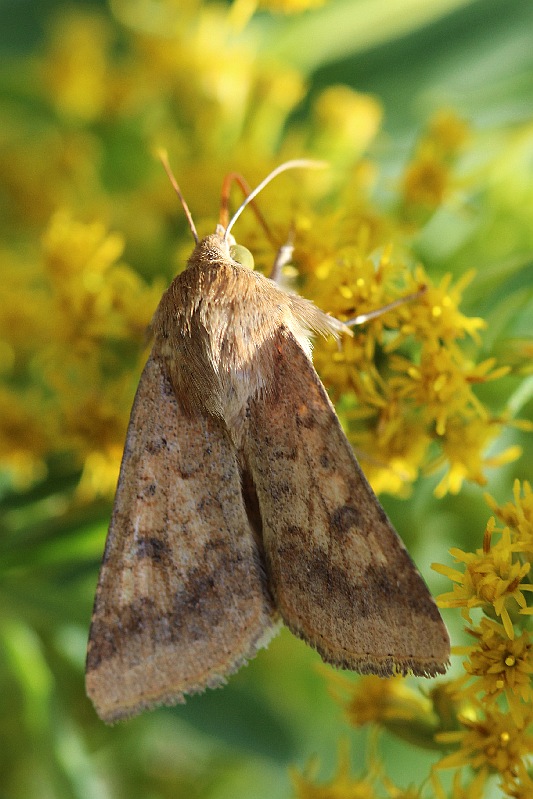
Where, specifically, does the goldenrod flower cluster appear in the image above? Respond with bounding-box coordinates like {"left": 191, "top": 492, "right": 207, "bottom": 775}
{"left": 433, "top": 482, "right": 533, "bottom": 796}
{"left": 295, "top": 485, "right": 533, "bottom": 798}
{"left": 0, "top": 0, "right": 521, "bottom": 510}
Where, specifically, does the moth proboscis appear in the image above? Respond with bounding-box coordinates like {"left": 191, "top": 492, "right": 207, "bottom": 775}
{"left": 86, "top": 157, "right": 450, "bottom": 723}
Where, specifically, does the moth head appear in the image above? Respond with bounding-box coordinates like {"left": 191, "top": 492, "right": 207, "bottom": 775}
{"left": 211, "top": 224, "right": 252, "bottom": 269}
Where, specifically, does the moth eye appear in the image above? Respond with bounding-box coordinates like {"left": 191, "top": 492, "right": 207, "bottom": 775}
{"left": 229, "top": 244, "right": 255, "bottom": 270}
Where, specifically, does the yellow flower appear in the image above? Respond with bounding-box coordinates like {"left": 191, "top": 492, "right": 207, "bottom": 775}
{"left": 347, "top": 406, "right": 431, "bottom": 498}
{"left": 428, "top": 416, "right": 521, "bottom": 498}
{"left": 76, "top": 448, "right": 125, "bottom": 501}
{"left": 379, "top": 784, "right": 422, "bottom": 799}
{"left": 327, "top": 673, "right": 447, "bottom": 750}
{"left": 258, "top": 0, "right": 327, "bottom": 12}
{"left": 309, "top": 254, "right": 514, "bottom": 499}
{"left": 427, "top": 110, "right": 470, "bottom": 158}
{"left": 43, "top": 210, "right": 124, "bottom": 282}
{"left": 0, "top": 252, "right": 52, "bottom": 365}
{"left": 486, "top": 480, "right": 533, "bottom": 556}
{"left": 401, "top": 110, "right": 469, "bottom": 216}
{"left": 432, "top": 769, "right": 488, "bottom": 799}
{"left": 310, "top": 87, "right": 383, "bottom": 164}
{"left": 41, "top": 209, "right": 164, "bottom": 346}
{"left": 343, "top": 675, "right": 432, "bottom": 726}
{"left": 434, "top": 521, "right": 533, "bottom": 639}
{"left": 55, "top": 362, "right": 132, "bottom": 453}
{"left": 390, "top": 344, "right": 497, "bottom": 436}
{"left": 291, "top": 740, "right": 377, "bottom": 799}
{"left": 461, "top": 619, "right": 533, "bottom": 724}
{"left": 435, "top": 706, "right": 533, "bottom": 788}
{"left": 402, "top": 154, "right": 449, "bottom": 209}
{"left": 505, "top": 769, "right": 533, "bottom": 799}
{"left": 387, "top": 270, "right": 486, "bottom": 349}
{"left": 41, "top": 10, "right": 113, "bottom": 121}
{"left": 0, "top": 389, "right": 49, "bottom": 488}
{"left": 294, "top": 734, "right": 433, "bottom": 798}
{"left": 0, "top": 209, "right": 166, "bottom": 493}
{"left": 310, "top": 243, "right": 412, "bottom": 405}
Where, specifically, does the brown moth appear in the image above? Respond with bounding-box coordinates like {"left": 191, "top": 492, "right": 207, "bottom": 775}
{"left": 86, "top": 159, "right": 450, "bottom": 723}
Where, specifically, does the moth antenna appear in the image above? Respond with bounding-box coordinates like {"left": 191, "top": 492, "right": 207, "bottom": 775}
{"left": 224, "top": 159, "right": 327, "bottom": 242}
{"left": 344, "top": 285, "right": 428, "bottom": 327}
{"left": 158, "top": 149, "right": 199, "bottom": 244}
{"left": 220, "top": 172, "right": 278, "bottom": 248}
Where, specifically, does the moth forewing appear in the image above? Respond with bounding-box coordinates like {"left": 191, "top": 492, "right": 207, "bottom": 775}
{"left": 86, "top": 160, "right": 449, "bottom": 723}
{"left": 86, "top": 352, "right": 278, "bottom": 723}
{"left": 242, "top": 332, "right": 450, "bottom": 676}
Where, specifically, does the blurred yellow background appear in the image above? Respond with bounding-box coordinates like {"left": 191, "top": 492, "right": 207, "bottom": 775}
{"left": 1, "top": 1, "right": 532, "bottom": 797}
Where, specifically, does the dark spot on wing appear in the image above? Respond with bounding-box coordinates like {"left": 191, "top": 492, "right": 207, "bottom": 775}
{"left": 330, "top": 505, "right": 361, "bottom": 536}
{"left": 273, "top": 526, "right": 442, "bottom": 624}
{"left": 87, "top": 538, "right": 274, "bottom": 672}
{"left": 145, "top": 437, "right": 169, "bottom": 455}
{"left": 295, "top": 404, "right": 315, "bottom": 429}
{"left": 87, "top": 597, "right": 158, "bottom": 670}
{"left": 136, "top": 536, "right": 171, "bottom": 563}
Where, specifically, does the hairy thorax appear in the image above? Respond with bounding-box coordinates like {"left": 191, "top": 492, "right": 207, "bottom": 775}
{"left": 150, "top": 233, "right": 340, "bottom": 441}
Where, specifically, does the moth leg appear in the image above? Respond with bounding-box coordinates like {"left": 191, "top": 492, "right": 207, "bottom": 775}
{"left": 343, "top": 285, "right": 428, "bottom": 327}
{"left": 269, "top": 228, "right": 295, "bottom": 283}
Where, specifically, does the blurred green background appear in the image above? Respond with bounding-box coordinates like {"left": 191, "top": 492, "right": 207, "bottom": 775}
{"left": 1, "top": 1, "right": 532, "bottom": 798}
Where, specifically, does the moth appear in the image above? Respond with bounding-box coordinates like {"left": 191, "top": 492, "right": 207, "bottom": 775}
{"left": 86, "top": 159, "right": 450, "bottom": 723}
